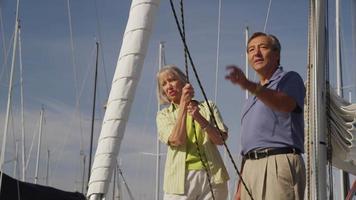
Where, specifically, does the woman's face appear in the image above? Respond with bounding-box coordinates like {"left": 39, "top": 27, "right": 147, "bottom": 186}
{"left": 159, "top": 71, "right": 184, "bottom": 104}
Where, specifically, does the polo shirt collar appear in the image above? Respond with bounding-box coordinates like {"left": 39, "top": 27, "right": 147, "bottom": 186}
{"left": 263, "top": 66, "right": 284, "bottom": 86}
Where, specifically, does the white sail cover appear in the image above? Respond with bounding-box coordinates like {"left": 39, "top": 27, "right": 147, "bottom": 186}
{"left": 329, "top": 90, "right": 356, "bottom": 175}
{"left": 87, "top": 0, "right": 160, "bottom": 198}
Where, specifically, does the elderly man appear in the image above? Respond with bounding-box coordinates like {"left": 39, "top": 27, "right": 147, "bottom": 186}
{"left": 226, "top": 32, "right": 306, "bottom": 200}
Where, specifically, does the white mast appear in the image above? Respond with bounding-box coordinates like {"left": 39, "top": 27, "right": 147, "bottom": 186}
{"left": 156, "top": 41, "right": 165, "bottom": 200}
{"left": 336, "top": 0, "right": 342, "bottom": 96}
{"left": 312, "top": 0, "right": 328, "bottom": 199}
{"left": 34, "top": 106, "right": 44, "bottom": 184}
{"left": 18, "top": 19, "right": 26, "bottom": 182}
{"left": 45, "top": 149, "right": 50, "bottom": 185}
{"left": 0, "top": 0, "right": 20, "bottom": 192}
{"left": 87, "top": 0, "right": 160, "bottom": 199}
{"left": 13, "top": 140, "right": 19, "bottom": 178}
{"left": 214, "top": 0, "right": 221, "bottom": 103}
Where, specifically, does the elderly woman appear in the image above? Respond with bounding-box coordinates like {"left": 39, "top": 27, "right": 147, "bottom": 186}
{"left": 156, "top": 65, "right": 229, "bottom": 200}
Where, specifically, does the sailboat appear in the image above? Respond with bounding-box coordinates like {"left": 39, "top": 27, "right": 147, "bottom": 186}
{"left": 0, "top": 0, "right": 355, "bottom": 199}
{"left": 0, "top": 0, "right": 86, "bottom": 199}
{"left": 87, "top": 0, "right": 356, "bottom": 199}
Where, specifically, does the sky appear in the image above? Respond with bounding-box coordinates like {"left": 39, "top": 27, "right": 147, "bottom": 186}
{"left": 0, "top": 0, "right": 355, "bottom": 199}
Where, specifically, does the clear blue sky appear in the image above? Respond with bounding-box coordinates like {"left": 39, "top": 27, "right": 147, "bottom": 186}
{"left": 0, "top": 0, "right": 355, "bottom": 199}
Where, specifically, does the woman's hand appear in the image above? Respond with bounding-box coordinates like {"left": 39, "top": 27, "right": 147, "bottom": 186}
{"left": 187, "top": 100, "right": 201, "bottom": 119}
{"left": 180, "top": 84, "right": 194, "bottom": 107}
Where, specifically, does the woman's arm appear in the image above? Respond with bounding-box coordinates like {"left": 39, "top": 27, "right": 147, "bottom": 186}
{"left": 187, "top": 101, "right": 227, "bottom": 145}
{"left": 167, "top": 84, "right": 194, "bottom": 146}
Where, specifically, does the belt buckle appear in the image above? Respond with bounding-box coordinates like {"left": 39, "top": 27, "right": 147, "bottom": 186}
{"left": 263, "top": 149, "right": 269, "bottom": 157}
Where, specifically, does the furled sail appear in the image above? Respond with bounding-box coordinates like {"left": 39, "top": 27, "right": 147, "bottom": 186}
{"left": 329, "top": 89, "right": 356, "bottom": 174}
{"left": 86, "top": 0, "right": 160, "bottom": 199}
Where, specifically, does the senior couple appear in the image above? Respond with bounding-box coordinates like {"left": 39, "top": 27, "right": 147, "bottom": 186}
{"left": 156, "top": 32, "right": 306, "bottom": 200}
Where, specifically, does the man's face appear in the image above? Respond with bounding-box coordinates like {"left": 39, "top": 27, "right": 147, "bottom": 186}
{"left": 247, "top": 35, "right": 279, "bottom": 73}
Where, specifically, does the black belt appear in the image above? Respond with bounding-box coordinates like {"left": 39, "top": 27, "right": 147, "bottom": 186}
{"left": 244, "top": 147, "right": 301, "bottom": 160}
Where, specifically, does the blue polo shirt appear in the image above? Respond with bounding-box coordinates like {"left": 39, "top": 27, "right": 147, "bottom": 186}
{"left": 240, "top": 67, "right": 305, "bottom": 155}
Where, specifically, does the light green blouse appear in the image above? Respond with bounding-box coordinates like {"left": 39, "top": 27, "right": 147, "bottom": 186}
{"left": 156, "top": 100, "right": 229, "bottom": 195}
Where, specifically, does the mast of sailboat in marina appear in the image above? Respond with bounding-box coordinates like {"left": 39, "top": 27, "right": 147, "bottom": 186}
{"left": 87, "top": 41, "right": 100, "bottom": 191}
{"left": 0, "top": 0, "right": 20, "bottom": 192}
{"left": 87, "top": 0, "right": 160, "bottom": 199}
{"left": 213, "top": 0, "right": 222, "bottom": 104}
{"left": 18, "top": 18, "right": 27, "bottom": 182}
{"left": 34, "top": 106, "right": 44, "bottom": 184}
{"left": 307, "top": 0, "right": 328, "bottom": 199}
{"left": 156, "top": 41, "right": 165, "bottom": 200}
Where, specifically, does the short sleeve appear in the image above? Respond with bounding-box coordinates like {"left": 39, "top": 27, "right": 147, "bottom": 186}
{"left": 202, "top": 101, "right": 228, "bottom": 133}
{"left": 277, "top": 71, "right": 305, "bottom": 109}
{"left": 156, "top": 109, "right": 175, "bottom": 144}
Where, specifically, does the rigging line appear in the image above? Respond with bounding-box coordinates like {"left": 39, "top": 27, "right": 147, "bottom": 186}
{"left": 50, "top": 43, "right": 96, "bottom": 184}
{"left": 0, "top": 4, "right": 7, "bottom": 78}
{"left": 140, "top": 60, "right": 157, "bottom": 146}
{"left": 69, "top": 43, "right": 97, "bottom": 153}
{"left": 117, "top": 165, "right": 135, "bottom": 200}
{"left": 263, "top": 0, "right": 272, "bottom": 33}
{"left": 180, "top": 0, "right": 215, "bottom": 200}
{"left": 191, "top": 121, "right": 215, "bottom": 200}
{"left": 66, "top": 0, "right": 80, "bottom": 100}
{"left": 169, "top": 1, "right": 254, "bottom": 199}
{"left": 64, "top": 0, "right": 90, "bottom": 183}
{"left": 87, "top": 42, "right": 99, "bottom": 189}
{"left": 339, "top": 15, "right": 353, "bottom": 92}
{"left": 0, "top": 0, "right": 20, "bottom": 193}
{"left": 76, "top": 43, "right": 97, "bottom": 152}
{"left": 312, "top": 2, "right": 319, "bottom": 197}
{"left": 0, "top": 29, "right": 15, "bottom": 86}
{"left": 214, "top": 0, "right": 221, "bottom": 103}
{"left": 66, "top": 0, "right": 84, "bottom": 148}
{"left": 325, "top": 2, "right": 335, "bottom": 197}
{"left": 24, "top": 118, "right": 40, "bottom": 172}
{"left": 180, "top": 0, "right": 189, "bottom": 82}
{"left": 10, "top": 101, "right": 17, "bottom": 167}
{"left": 178, "top": 1, "right": 215, "bottom": 199}
{"left": 305, "top": 0, "right": 314, "bottom": 199}
{"left": 18, "top": 22, "right": 26, "bottom": 182}
{"left": 93, "top": 0, "right": 110, "bottom": 96}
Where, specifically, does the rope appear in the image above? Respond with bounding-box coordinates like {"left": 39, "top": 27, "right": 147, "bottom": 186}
{"left": 178, "top": 1, "right": 214, "bottom": 199}
{"left": 169, "top": 1, "right": 254, "bottom": 199}
{"left": 324, "top": 3, "right": 334, "bottom": 197}
{"left": 180, "top": 0, "right": 189, "bottom": 82}
{"left": 191, "top": 122, "right": 215, "bottom": 200}
{"left": 306, "top": 1, "right": 313, "bottom": 199}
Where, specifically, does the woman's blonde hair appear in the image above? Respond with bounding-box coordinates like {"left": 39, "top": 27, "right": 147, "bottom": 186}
{"left": 156, "top": 65, "right": 188, "bottom": 104}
